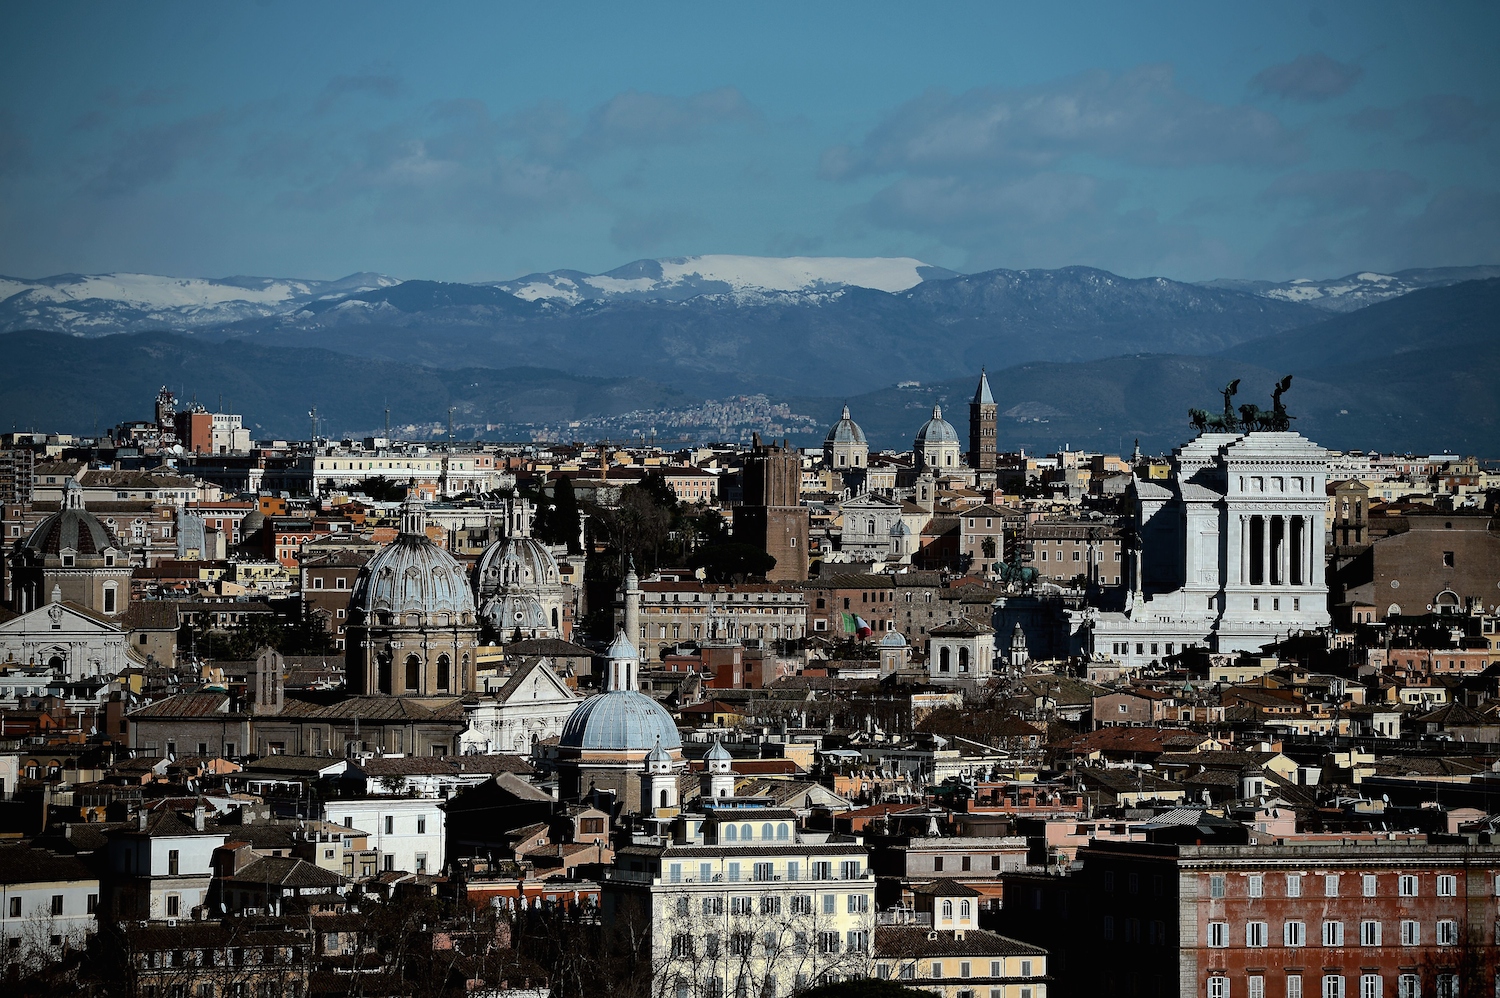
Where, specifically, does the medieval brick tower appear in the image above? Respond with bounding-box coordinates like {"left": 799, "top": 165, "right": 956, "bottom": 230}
{"left": 969, "top": 368, "right": 997, "bottom": 472}
{"left": 738, "top": 434, "right": 809, "bottom": 582}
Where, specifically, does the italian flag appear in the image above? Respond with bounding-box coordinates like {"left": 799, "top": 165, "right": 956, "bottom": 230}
{"left": 843, "top": 613, "right": 873, "bottom": 638}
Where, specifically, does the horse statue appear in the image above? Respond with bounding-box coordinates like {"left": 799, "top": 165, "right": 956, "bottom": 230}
{"left": 1189, "top": 406, "right": 1239, "bottom": 433}
{"left": 1239, "top": 403, "right": 1267, "bottom": 431}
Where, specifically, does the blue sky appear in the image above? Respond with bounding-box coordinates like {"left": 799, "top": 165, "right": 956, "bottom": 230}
{"left": 1, "top": 1, "right": 1496, "bottom": 283}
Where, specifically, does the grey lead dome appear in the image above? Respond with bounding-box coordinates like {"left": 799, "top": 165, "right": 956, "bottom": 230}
{"left": 350, "top": 533, "right": 476, "bottom": 621}
{"left": 914, "top": 403, "right": 959, "bottom": 446}
{"left": 557, "top": 690, "right": 682, "bottom": 751}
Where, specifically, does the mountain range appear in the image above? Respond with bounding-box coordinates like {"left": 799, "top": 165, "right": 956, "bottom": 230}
{"left": 1, "top": 256, "right": 1495, "bottom": 455}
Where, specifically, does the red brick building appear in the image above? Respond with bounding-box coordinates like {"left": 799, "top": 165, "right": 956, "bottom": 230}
{"left": 1001, "top": 838, "right": 1500, "bottom": 998}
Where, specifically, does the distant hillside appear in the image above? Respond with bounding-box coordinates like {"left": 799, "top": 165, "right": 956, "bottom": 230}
{"left": 6, "top": 277, "right": 1493, "bottom": 456}
{"left": 0, "top": 330, "right": 689, "bottom": 439}
{"left": 797, "top": 278, "right": 1500, "bottom": 456}
{"left": 1202, "top": 266, "right": 1500, "bottom": 313}
{"left": 194, "top": 265, "right": 1317, "bottom": 395}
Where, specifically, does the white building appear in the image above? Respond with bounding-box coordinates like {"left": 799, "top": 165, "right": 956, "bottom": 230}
{"left": 461, "top": 658, "right": 581, "bottom": 755}
{"left": 602, "top": 804, "right": 877, "bottom": 998}
{"left": 1089, "top": 430, "right": 1331, "bottom": 669}
{"left": 104, "top": 808, "right": 228, "bottom": 923}
{"left": 330, "top": 797, "right": 445, "bottom": 876}
{"left": 0, "top": 846, "right": 99, "bottom": 960}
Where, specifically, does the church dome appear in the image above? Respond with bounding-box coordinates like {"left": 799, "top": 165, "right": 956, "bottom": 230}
{"left": 239, "top": 508, "right": 266, "bottom": 537}
{"left": 823, "top": 405, "right": 867, "bottom": 447}
{"left": 914, "top": 404, "right": 959, "bottom": 447}
{"left": 23, "top": 480, "right": 119, "bottom": 558}
{"left": 474, "top": 535, "right": 561, "bottom": 598}
{"left": 558, "top": 690, "right": 682, "bottom": 752}
{"left": 481, "top": 592, "right": 549, "bottom": 633}
{"left": 351, "top": 531, "right": 476, "bottom": 621}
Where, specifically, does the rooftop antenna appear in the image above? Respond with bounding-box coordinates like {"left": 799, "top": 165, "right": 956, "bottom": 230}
{"left": 385, "top": 406, "right": 391, "bottom": 446}
{"left": 309, "top": 406, "right": 317, "bottom": 444}
{"left": 448, "top": 407, "right": 456, "bottom": 448}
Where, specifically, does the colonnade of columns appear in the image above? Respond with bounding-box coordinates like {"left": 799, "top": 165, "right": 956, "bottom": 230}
{"left": 1239, "top": 513, "right": 1317, "bottom": 586}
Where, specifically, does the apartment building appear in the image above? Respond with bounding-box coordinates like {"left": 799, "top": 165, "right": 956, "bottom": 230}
{"left": 1000, "top": 837, "right": 1500, "bottom": 998}
{"left": 601, "top": 804, "right": 876, "bottom": 998}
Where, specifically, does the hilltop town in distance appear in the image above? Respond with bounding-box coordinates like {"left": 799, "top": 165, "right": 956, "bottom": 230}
{"left": 1, "top": 368, "right": 1497, "bottom": 998}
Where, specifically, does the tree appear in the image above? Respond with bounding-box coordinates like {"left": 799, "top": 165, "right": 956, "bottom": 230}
{"left": 689, "top": 542, "right": 777, "bottom": 584}
{"left": 352, "top": 475, "right": 410, "bottom": 502}
{"left": 536, "top": 476, "right": 583, "bottom": 553}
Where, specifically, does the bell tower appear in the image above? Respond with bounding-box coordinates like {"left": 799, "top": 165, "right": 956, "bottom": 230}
{"left": 969, "top": 368, "right": 997, "bottom": 472}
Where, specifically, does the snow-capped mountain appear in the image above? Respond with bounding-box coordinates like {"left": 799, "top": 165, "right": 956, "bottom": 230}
{"left": 0, "top": 271, "right": 398, "bottom": 334}
{"left": 492, "top": 254, "right": 957, "bottom": 304}
{"left": 1201, "top": 266, "right": 1500, "bottom": 313}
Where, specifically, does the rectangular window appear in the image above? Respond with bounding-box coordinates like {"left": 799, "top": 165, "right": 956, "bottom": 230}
{"left": 846, "top": 894, "right": 868, "bottom": 914}
{"left": 1364, "top": 875, "right": 1378, "bottom": 897}
{"left": 961, "top": 962, "right": 971, "bottom": 978}
{"left": 787, "top": 861, "right": 799, "bottom": 882}
{"left": 822, "top": 894, "right": 835, "bottom": 915}
{"left": 1437, "top": 875, "right": 1457, "bottom": 897}
{"left": 934, "top": 856, "right": 944, "bottom": 872}
{"left": 1397, "top": 975, "right": 1418, "bottom": 998}
{"left": 1361, "top": 975, "right": 1382, "bottom": 998}
{"left": 1249, "top": 977, "right": 1266, "bottom": 998}
{"left": 1247, "top": 922, "right": 1268, "bottom": 947}
{"left": 1288, "top": 977, "right": 1303, "bottom": 998}
{"left": 1399, "top": 875, "right": 1418, "bottom": 897}
{"left": 760, "top": 896, "right": 781, "bottom": 916}
{"left": 1208, "top": 922, "right": 1229, "bottom": 947}
{"left": 166, "top": 894, "right": 180, "bottom": 917}
{"left": 168, "top": 849, "right": 180, "bottom": 876}
{"left": 50, "top": 895, "right": 63, "bottom": 916}
{"left": 1208, "top": 977, "right": 1230, "bottom": 998}
{"left": 1326, "top": 874, "right": 1340, "bottom": 897}
{"left": 727, "top": 863, "right": 740, "bottom": 882}
{"left": 791, "top": 895, "right": 811, "bottom": 915}
{"left": 1437, "top": 920, "right": 1458, "bottom": 945}
{"left": 1400, "top": 920, "right": 1419, "bottom": 946}
{"left": 415, "top": 853, "right": 426, "bottom": 874}
{"left": 1324, "top": 977, "right": 1345, "bottom": 998}
{"left": 1287, "top": 874, "right": 1303, "bottom": 897}
{"left": 384, "top": 816, "right": 393, "bottom": 835}
{"left": 1249, "top": 875, "right": 1263, "bottom": 897}
{"left": 1210, "top": 875, "right": 1226, "bottom": 898}
{"left": 754, "top": 863, "right": 773, "bottom": 882}
{"left": 417, "top": 816, "right": 426, "bottom": 835}
{"left": 1361, "top": 920, "right": 1381, "bottom": 946}
{"left": 1323, "top": 921, "right": 1344, "bottom": 946}
{"left": 1285, "top": 921, "right": 1306, "bottom": 947}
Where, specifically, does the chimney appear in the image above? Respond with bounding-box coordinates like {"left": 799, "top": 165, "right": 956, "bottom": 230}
{"left": 193, "top": 805, "right": 206, "bottom": 832}
{"left": 137, "top": 811, "right": 148, "bottom": 831}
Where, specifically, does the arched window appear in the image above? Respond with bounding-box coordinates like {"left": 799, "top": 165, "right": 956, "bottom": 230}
{"left": 959, "top": 647, "right": 970, "bottom": 672}
{"left": 959, "top": 900, "right": 971, "bottom": 920}
{"left": 405, "top": 655, "right": 420, "bottom": 691}
{"left": 436, "top": 655, "right": 450, "bottom": 691}
{"left": 551, "top": 607, "right": 560, "bottom": 629}
{"left": 660, "top": 789, "right": 669, "bottom": 808}
{"left": 776, "top": 824, "right": 789, "bottom": 841}
{"left": 725, "top": 824, "right": 737, "bottom": 841}
{"left": 939, "top": 647, "right": 951, "bottom": 672}
{"left": 378, "top": 655, "right": 392, "bottom": 695}
{"left": 941, "top": 900, "right": 953, "bottom": 920}
{"left": 741, "top": 824, "right": 753, "bottom": 841}
{"left": 47, "top": 655, "right": 64, "bottom": 671}
{"left": 762, "top": 824, "right": 774, "bottom": 841}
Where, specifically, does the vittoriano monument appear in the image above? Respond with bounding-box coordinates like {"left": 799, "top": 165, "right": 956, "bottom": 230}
{"left": 1189, "top": 375, "right": 1295, "bottom": 434}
